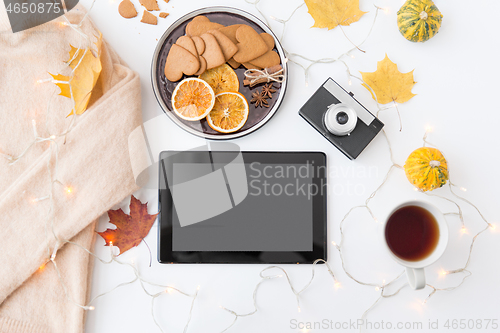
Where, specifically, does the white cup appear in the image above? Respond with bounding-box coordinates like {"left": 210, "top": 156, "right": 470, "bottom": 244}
{"left": 382, "top": 200, "right": 449, "bottom": 290}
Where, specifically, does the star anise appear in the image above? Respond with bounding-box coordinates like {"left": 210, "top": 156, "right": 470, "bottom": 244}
{"left": 250, "top": 91, "right": 269, "bottom": 108}
{"left": 261, "top": 83, "right": 276, "bottom": 99}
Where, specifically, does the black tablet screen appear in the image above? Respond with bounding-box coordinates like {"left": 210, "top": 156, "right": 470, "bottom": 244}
{"left": 159, "top": 151, "right": 327, "bottom": 263}
{"left": 172, "top": 162, "right": 316, "bottom": 251}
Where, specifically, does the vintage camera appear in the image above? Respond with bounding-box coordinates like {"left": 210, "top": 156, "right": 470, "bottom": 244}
{"left": 299, "top": 78, "right": 384, "bottom": 160}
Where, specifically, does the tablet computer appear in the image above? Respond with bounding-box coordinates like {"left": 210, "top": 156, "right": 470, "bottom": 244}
{"left": 158, "top": 151, "right": 327, "bottom": 264}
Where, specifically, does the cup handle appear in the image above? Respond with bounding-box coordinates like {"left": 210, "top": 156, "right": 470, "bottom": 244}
{"left": 406, "top": 267, "right": 426, "bottom": 290}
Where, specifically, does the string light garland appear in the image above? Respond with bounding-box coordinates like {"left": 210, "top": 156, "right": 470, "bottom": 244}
{"left": 220, "top": 3, "right": 495, "bottom": 332}
{"left": 245, "top": 0, "right": 389, "bottom": 86}
{"left": 2, "top": 1, "right": 496, "bottom": 333}
{"left": 219, "top": 259, "right": 339, "bottom": 332}
{"left": 330, "top": 111, "right": 495, "bottom": 331}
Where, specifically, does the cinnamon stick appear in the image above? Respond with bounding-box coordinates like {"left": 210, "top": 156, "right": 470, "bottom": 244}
{"left": 243, "top": 64, "right": 283, "bottom": 87}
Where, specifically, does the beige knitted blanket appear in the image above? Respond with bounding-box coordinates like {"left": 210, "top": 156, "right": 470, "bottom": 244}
{"left": 0, "top": 5, "right": 145, "bottom": 333}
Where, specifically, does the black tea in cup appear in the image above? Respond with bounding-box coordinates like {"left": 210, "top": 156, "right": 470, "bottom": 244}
{"left": 385, "top": 205, "right": 440, "bottom": 262}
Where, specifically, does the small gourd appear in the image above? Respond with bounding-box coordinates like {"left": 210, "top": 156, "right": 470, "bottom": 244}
{"left": 397, "top": 0, "right": 443, "bottom": 42}
{"left": 404, "top": 147, "right": 448, "bottom": 192}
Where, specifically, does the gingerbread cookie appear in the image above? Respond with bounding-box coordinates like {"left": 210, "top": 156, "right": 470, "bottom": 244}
{"left": 194, "top": 56, "right": 207, "bottom": 76}
{"left": 243, "top": 62, "right": 262, "bottom": 70}
{"left": 233, "top": 25, "right": 268, "bottom": 63}
{"left": 218, "top": 24, "right": 245, "bottom": 44}
{"left": 248, "top": 50, "right": 280, "bottom": 69}
{"left": 118, "top": 0, "right": 137, "bottom": 18}
{"left": 185, "top": 16, "right": 224, "bottom": 37}
{"left": 260, "top": 33, "right": 275, "bottom": 50}
{"left": 249, "top": 33, "right": 280, "bottom": 68}
{"left": 139, "top": 0, "right": 159, "bottom": 11}
{"left": 176, "top": 36, "right": 198, "bottom": 57}
{"left": 159, "top": 12, "right": 169, "bottom": 18}
{"left": 200, "top": 33, "right": 225, "bottom": 70}
{"left": 227, "top": 58, "right": 241, "bottom": 69}
{"left": 208, "top": 30, "right": 238, "bottom": 61}
{"left": 192, "top": 36, "right": 205, "bottom": 55}
{"left": 141, "top": 11, "right": 157, "bottom": 25}
{"left": 164, "top": 44, "right": 200, "bottom": 81}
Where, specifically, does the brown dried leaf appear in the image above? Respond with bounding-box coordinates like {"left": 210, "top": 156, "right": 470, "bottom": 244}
{"left": 97, "top": 195, "right": 159, "bottom": 255}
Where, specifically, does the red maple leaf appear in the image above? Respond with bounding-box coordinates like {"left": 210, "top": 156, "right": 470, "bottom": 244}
{"left": 97, "top": 195, "right": 159, "bottom": 255}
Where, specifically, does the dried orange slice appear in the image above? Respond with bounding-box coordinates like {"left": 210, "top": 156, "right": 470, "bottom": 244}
{"left": 207, "top": 92, "right": 249, "bottom": 133}
{"left": 171, "top": 78, "right": 215, "bottom": 121}
{"left": 198, "top": 64, "right": 239, "bottom": 95}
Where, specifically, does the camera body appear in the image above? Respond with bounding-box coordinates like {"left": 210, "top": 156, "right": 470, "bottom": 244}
{"left": 299, "top": 78, "right": 384, "bottom": 160}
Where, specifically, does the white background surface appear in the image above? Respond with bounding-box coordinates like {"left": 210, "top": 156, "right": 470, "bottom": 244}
{"left": 81, "top": 0, "right": 500, "bottom": 332}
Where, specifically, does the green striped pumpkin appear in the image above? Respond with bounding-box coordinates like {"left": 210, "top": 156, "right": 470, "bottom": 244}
{"left": 397, "top": 0, "right": 443, "bottom": 42}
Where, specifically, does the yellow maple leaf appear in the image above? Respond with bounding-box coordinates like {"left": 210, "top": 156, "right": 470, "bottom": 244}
{"left": 305, "top": 0, "right": 367, "bottom": 30}
{"left": 360, "top": 54, "right": 416, "bottom": 104}
{"left": 50, "top": 33, "right": 103, "bottom": 116}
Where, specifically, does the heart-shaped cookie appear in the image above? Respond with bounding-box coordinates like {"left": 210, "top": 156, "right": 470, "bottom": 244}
{"left": 233, "top": 25, "right": 268, "bottom": 63}
{"left": 164, "top": 44, "right": 200, "bottom": 82}
{"left": 194, "top": 56, "right": 208, "bottom": 76}
{"left": 249, "top": 33, "right": 280, "bottom": 69}
{"left": 208, "top": 30, "right": 238, "bottom": 61}
{"left": 192, "top": 36, "right": 206, "bottom": 55}
{"left": 176, "top": 36, "right": 199, "bottom": 57}
{"left": 227, "top": 58, "right": 241, "bottom": 69}
{"left": 218, "top": 24, "right": 245, "bottom": 44}
{"left": 200, "top": 33, "right": 225, "bottom": 70}
{"left": 186, "top": 16, "right": 224, "bottom": 37}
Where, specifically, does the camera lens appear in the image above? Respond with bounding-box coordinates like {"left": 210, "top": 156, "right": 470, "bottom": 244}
{"left": 336, "top": 112, "right": 349, "bottom": 125}
{"left": 324, "top": 103, "right": 358, "bottom": 136}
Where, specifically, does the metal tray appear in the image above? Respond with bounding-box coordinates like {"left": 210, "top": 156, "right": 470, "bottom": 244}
{"left": 151, "top": 6, "right": 288, "bottom": 140}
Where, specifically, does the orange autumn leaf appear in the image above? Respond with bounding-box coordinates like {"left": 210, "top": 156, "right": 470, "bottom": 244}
{"left": 98, "top": 195, "right": 159, "bottom": 255}
{"left": 360, "top": 54, "right": 417, "bottom": 104}
{"left": 49, "top": 33, "right": 103, "bottom": 116}
{"left": 305, "top": 0, "right": 367, "bottom": 30}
